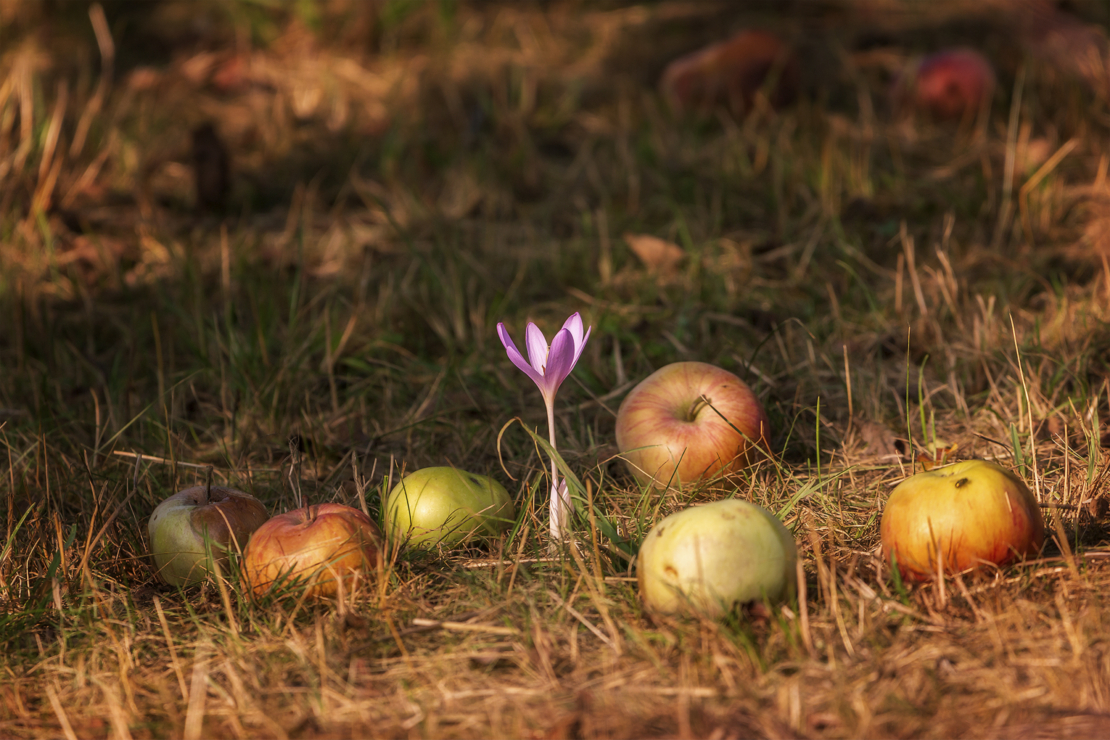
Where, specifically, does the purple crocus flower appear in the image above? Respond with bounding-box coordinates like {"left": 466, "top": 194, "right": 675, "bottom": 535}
{"left": 497, "top": 312, "right": 591, "bottom": 542}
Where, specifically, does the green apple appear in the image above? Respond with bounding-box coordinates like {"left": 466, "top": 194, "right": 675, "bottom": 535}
{"left": 881, "top": 459, "right": 1045, "bottom": 581}
{"left": 386, "top": 467, "right": 515, "bottom": 548}
{"left": 148, "top": 485, "right": 268, "bottom": 587}
{"left": 637, "top": 499, "right": 797, "bottom": 619}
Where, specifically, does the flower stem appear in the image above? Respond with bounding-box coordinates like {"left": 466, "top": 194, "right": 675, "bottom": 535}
{"left": 546, "top": 400, "right": 564, "bottom": 542}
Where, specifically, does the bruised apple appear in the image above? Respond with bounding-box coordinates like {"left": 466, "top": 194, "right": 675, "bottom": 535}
{"left": 386, "top": 467, "right": 515, "bottom": 548}
{"left": 148, "top": 485, "right": 268, "bottom": 587}
{"left": 243, "top": 503, "right": 382, "bottom": 598}
{"left": 638, "top": 499, "right": 797, "bottom": 619}
{"left": 616, "top": 362, "right": 771, "bottom": 490}
{"left": 881, "top": 459, "right": 1045, "bottom": 581}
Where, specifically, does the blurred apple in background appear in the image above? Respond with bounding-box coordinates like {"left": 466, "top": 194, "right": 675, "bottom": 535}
{"left": 1012, "top": 0, "right": 1110, "bottom": 100}
{"left": 638, "top": 499, "right": 797, "bottom": 619}
{"left": 894, "top": 48, "right": 995, "bottom": 122}
{"left": 880, "top": 459, "right": 1045, "bottom": 581}
{"left": 243, "top": 503, "right": 382, "bottom": 598}
{"left": 616, "top": 362, "right": 771, "bottom": 490}
{"left": 386, "top": 467, "right": 515, "bottom": 548}
{"left": 660, "top": 29, "right": 798, "bottom": 118}
{"left": 148, "top": 485, "right": 268, "bottom": 587}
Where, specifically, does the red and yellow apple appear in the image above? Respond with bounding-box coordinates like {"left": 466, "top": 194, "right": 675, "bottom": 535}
{"left": 616, "top": 362, "right": 771, "bottom": 490}
{"left": 148, "top": 485, "right": 268, "bottom": 587}
{"left": 242, "top": 503, "right": 382, "bottom": 598}
{"left": 895, "top": 48, "right": 995, "bottom": 122}
{"left": 386, "top": 467, "right": 515, "bottom": 548}
{"left": 880, "top": 459, "right": 1045, "bottom": 581}
{"left": 638, "top": 499, "right": 797, "bottom": 619}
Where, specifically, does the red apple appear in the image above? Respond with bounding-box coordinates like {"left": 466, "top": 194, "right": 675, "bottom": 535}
{"left": 895, "top": 48, "right": 995, "bottom": 122}
{"left": 242, "top": 503, "right": 382, "bottom": 598}
{"left": 148, "top": 485, "right": 269, "bottom": 587}
{"left": 616, "top": 361, "right": 771, "bottom": 490}
{"left": 880, "top": 459, "right": 1045, "bottom": 581}
{"left": 660, "top": 30, "right": 799, "bottom": 118}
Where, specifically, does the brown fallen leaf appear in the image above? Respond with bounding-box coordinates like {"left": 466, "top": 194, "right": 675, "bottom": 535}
{"left": 858, "top": 419, "right": 902, "bottom": 458}
{"left": 623, "top": 232, "right": 685, "bottom": 276}
{"left": 915, "top": 440, "right": 958, "bottom": 471}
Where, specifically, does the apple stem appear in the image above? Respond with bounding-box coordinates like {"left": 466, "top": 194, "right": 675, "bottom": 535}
{"left": 204, "top": 466, "right": 214, "bottom": 506}
{"left": 688, "top": 395, "right": 710, "bottom": 422}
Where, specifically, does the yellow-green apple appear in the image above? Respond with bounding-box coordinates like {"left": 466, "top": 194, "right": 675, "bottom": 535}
{"left": 880, "top": 459, "right": 1045, "bottom": 581}
{"left": 638, "top": 499, "right": 797, "bottom": 619}
{"left": 386, "top": 467, "right": 515, "bottom": 548}
{"left": 148, "top": 485, "right": 268, "bottom": 587}
{"left": 242, "top": 503, "right": 382, "bottom": 598}
{"left": 616, "top": 361, "right": 771, "bottom": 490}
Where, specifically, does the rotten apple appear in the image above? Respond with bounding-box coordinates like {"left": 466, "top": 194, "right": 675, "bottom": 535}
{"left": 148, "top": 485, "right": 268, "bottom": 587}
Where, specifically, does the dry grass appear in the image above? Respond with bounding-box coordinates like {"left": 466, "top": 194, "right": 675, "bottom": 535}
{"left": 3, "top": 1, "right": 1110, "bottom": 738}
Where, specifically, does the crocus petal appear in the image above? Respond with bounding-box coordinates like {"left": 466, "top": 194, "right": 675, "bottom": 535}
{"left": 573, "top": 325, "right": 592, "bottom": 365}
{"left": 497, "top": 323, "right": 545, "bottom": 387}
{"left": 560, "top": 313, "right": 584, "bottom": 347}
{"left": 558, "top": 313, "right": 591, "bottom": 366}
{"left": 543, "top": 328, "right": 577, "bottom": 391}
{"left": 524, "top": 323, "right": 550, "bottom": 375}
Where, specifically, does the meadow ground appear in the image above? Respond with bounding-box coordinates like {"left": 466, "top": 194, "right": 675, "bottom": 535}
{"left": 3, "top": 1, "right": 1110, "bottom": 738}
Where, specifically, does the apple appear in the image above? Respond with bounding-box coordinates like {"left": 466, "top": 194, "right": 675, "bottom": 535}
{"left": 638, "top": 499, "right": 797, "bottom": 619}
{"left": 880, "top": 459, "right": 1045, "bottom": 581}
{"left": 148, "top": 485, "right": 268, "bottom": 587}
{"left": 894, "top": 48, "right": 995, "bottom": 122}
{"left": 660, "top": 29, "right": 799, "bottom": 118}
{"left": 242, "top": 503, "right": 382, "bottom": 598}
{"left": 386, "top": 467, "right": 515, "bottom": 548}
{"left": 616, "top": 362, "right": 771, "bottom": 490}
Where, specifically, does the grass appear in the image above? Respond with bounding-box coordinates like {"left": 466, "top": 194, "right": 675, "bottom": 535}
{"left": 3, "top": 0, "right": 1110, "bottom": 737}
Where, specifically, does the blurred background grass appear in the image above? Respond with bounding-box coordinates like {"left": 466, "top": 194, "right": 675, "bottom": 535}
{"left": 2, "top": 1, "right": 1110, "bottom": 737}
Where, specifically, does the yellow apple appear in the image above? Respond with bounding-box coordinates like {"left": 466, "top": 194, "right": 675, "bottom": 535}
{"left": 880, "top": 459, "right": 1045, "bottom": 581}
{"left": 242, "top": 503, "right": 382, "bottom": 598}
{"left": 638, "top": 499, "right": 797, "bottom": 619}
{"left": 616, "top": 362, "right": 771, "bottom": 490}
{"left": 386, "top": 467, "right": 515, "bottom": 548}
{"left": 148, "top": 485, "right": 268, "bottom": 587}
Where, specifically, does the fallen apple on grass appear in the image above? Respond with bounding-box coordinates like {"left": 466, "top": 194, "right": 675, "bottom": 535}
{"left": 148, "top": 485, "right": 269, "bottom": 587}
{"left": 894, "top": 48, "right": 996, "bottom": 122}
{"left": 880, "top": 459, "right": 1045, "bottom": 581}
{"left": 638, "top": 499, "right": 797, "bottom": 619}
{"left": 616, "top": 361, "right": 771, "bottom": 490}
{"left": 242, "top": 503, "right": 382, "bottom": 598}
{"left": 660, "top": 29, "right": 799, "bottom": 118}
{"left": 386, "top": 467, "right": 515, "bottom": 548}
